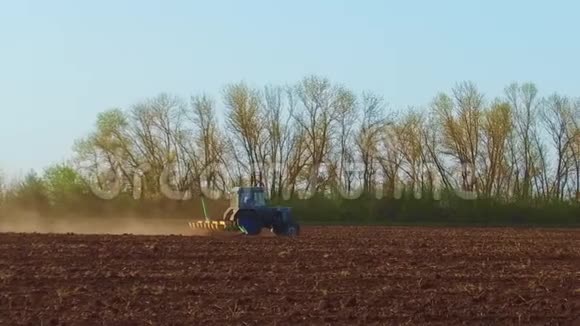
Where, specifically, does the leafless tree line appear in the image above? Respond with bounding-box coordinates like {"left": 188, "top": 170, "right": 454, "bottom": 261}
{"left": 71, "top": 76, "right": 580, "bottom": 202}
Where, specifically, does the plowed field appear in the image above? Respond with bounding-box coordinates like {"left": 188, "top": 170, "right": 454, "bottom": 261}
{"left": 1, "top": 226, "right": 579, "bottom": 325}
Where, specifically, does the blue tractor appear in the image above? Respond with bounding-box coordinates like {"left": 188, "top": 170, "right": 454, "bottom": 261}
{"left": 188, "top": 186, "right": 300, "bottom": 236}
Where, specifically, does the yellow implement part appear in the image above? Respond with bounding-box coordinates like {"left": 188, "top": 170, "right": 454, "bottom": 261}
{"left": 188, "top": 220, "right": 234, "bottom": 231}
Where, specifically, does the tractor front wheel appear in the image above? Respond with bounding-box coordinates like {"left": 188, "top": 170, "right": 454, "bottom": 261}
{"left": 272, "top": 223, "right": 300, "bottom": 237}
{"left": 287, "top": 224, "right": 300, "bottom": 237}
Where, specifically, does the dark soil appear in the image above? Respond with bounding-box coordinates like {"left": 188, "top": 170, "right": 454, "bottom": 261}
{"left": 0, "top": 226, "right": 579, "bottom": 325}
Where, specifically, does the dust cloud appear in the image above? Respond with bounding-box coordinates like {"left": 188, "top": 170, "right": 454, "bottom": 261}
{"left": 0, "top": 210, "right": 207, "bottom": 236}
{"left": 0, "top": 209, "right": 279, "bottom": 237}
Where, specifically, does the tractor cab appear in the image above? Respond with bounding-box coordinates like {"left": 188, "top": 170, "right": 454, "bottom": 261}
{"left": 230, "top": 187, "right": 267, "bottom": 209}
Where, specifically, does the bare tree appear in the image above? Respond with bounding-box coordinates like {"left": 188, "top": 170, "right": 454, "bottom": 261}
{"left": 332, "top": 86, "right": 358, "bottom": 195}
{"left": 423, "top": 112, "right": 453, "bottom": 193}
{"left": 356, "top": 92, "right": 388, "bottom": 193}
{"left": 292, "top": 75, "right": 338, "bottom": 194}
{"left": 377, "top": 119, "right": 404, "bottom": 198}
{"left": 505, "top": 82, "right": 541, "bottom": 199}
{"left": 480, "top": 101, "right": 512, "bottom": 197}
{"left": 432, "top": 81, "right": 484, "bottom": 195}
{"left": 73, "top": 108, "right": 137, "bottom": 196}
{"left": 541, "top": 94, "right": 576, "bottom": 200}
{"left": 189, "top": 94, "right": 226, "bottom": 193}
{"left": 223, "top": 82, "right": 267, "bottom": 186}
{"left": 262, "top": 84, "right": 296, "bottom": 198}
{"left": 128, "top": 93, "right": 190, "bottom": 198}
{"left": 395, "top": 110, "right": 427, "bottom": 194}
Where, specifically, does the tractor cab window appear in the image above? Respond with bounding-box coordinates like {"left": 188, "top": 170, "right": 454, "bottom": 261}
{"left": 242, "top": 192, "right": 252, "bottom": 206}
{"left": 237, "top": 188, "right": 266, "bottom": 207}
{"left": 254, "top": 191, "right": 266, "bottom": 206}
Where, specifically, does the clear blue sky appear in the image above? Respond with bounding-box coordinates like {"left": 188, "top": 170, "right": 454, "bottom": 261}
{"left": 1, "top": 0, "right": 579, "bottom": 178}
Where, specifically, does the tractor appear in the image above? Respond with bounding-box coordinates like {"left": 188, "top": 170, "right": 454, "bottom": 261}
{"left": 188, "top": 186, "right": 300, "bottom": 236}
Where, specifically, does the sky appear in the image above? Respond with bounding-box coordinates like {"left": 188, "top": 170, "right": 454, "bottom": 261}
{"left": 1, "top": 0, "right": 579, "bottom": 178}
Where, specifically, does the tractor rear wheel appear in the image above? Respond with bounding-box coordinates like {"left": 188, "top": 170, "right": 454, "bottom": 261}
{"left": 234, "top": 209, "right": 262, "bottom": 235}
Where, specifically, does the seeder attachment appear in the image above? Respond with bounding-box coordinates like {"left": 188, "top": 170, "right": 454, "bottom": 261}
{"left": 187, "top": 220, "right": 239, "bottom": 232}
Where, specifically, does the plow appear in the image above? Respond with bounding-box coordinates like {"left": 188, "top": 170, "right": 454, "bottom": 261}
{"left": 188, "top": 186, "right": 300, "bottom": 236}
